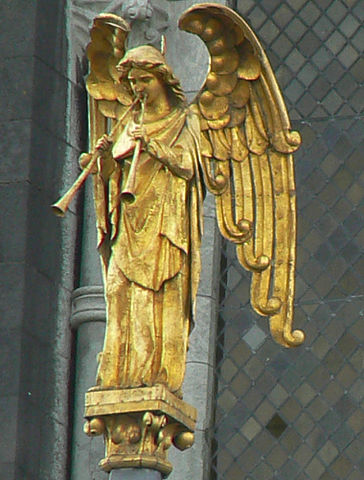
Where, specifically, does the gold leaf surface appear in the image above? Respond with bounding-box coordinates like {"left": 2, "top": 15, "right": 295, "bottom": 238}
{"left": 211, "top": 49, "right": 239, "bottom": 74}
{"left": 199, "top": 91, "right": 229, "bottom": 120}
{"left": 206, "top": 72, "right": 237, "bottom": 96}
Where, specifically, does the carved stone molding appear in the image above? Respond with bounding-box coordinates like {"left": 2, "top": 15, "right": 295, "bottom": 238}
{"left": 84, "top": 385, "right": 196, "bottom": 476}
{"left": 121, "top": 1, "right": 168, "bottom": 48}
{"left": 70, "top": 285, "right": 106, "bottom": 329}
{"left": 121, "top": 0, "right": 153, "bottom": 21}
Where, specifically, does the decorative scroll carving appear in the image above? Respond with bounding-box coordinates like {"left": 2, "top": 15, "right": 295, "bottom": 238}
{"left": 122, "top": 1, "right": 168, "bottom": 49}
{"left": 121, "top": 0, "right": 153, "bottom": 21}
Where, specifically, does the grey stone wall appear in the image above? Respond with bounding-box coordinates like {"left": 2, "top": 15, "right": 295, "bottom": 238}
{"left": 1, "top": 0, "right": 80, "bottom": 478}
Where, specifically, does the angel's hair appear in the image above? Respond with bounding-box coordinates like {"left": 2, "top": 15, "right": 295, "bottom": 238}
{"left": 117, "top": 45, "right": 186, "bottom": 107}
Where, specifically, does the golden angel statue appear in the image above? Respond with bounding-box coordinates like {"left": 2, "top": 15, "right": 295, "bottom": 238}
{"left": 54, "top": 4, "right": 304, "bottom": 399}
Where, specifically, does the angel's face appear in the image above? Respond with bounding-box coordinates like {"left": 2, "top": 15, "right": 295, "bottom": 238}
{"left": 128, "top": 67, "right": 167, "bottom": 106}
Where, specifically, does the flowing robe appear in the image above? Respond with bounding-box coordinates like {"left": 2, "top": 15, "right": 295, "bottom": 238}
{"left": 93, "top": 107, "right": 204, "bottom": 394}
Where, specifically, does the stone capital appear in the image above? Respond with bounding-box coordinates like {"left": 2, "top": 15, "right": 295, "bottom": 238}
{"left": 70, "top": 285, "right": 106, "bottom": 329}
{"left": 84, "top": 385, "right": 197, "bottom": 476}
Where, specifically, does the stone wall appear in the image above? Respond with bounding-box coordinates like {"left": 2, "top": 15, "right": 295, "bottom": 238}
{"left": 0, "top": 1, "right": 80, "bottom": 478}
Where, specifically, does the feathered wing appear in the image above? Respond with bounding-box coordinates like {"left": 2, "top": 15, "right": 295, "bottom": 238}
{"left": 86, "top": 13, "right": 132, "bottom": 273}
{"left": 179, "top": 4, "right": 304, "bottom": 347}
{"left": 86, "top": 13, "right": 133, "bottom": 125}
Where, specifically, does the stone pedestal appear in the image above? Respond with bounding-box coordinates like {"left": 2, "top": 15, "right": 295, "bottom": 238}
{"left": 84, "top": 385, "right": 197, "bottom": 477}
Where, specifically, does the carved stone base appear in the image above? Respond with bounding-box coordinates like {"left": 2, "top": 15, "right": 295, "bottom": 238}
{"left": 84, "top": 385, "right": 197, "bottom": 477}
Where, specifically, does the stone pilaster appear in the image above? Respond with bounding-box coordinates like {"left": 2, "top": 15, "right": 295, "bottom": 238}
{"left": 70, "top": 178, "right": 107, "bottom": 480}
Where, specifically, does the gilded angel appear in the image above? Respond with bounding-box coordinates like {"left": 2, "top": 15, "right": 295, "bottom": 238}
{"left": 54, "top": 4, "right": 304, "bottom": 397}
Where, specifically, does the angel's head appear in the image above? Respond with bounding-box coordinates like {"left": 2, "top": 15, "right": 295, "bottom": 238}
{"left": 116, "top": 45, "right": 186, "bottom": 108}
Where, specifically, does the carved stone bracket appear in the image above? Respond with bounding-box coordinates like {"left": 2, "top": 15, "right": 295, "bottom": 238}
{"left": 121, "top": 0, "right": 153, "bottom": 22}
{"left": 84, "top": 385, "right": 196, "bottom": 476}
{"left": 121, "top": 1, "right": 168, "bottom": 48}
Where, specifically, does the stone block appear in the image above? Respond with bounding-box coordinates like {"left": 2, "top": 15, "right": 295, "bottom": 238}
{"left": 23, "top": 267, "right": 53, "bottom": 344}
{"left": 198, "top": 216, "right": 221, "bottom": 299}
{"left": 15, "top": 398, "right": 42, "bottom": 480}
{"left": 67, "top": 81, "right": 89, "bottom": 149}
{"left": 190, "top": 295, "right": 218, "bottom": 367}
{"left": 50, "top": 289, "right": 74, "bottom": 362}
{"left": 203, "top": 191, "right": 217, "bottom": 219}
{"left": 0, "top": 263, "right": 25, "bottom": 330}
{"left": 0, "top": 463, "right": 15, "bottom": 479}
{"left": 49, "top": 343, "right": 73, "bottom": 420}
{"left": 30, "top": 123, "right": 79, "bottom": 200}
{"left": 21, "top": 288, "right": 73, "bottom": 451}
{"left": 19, "top": 327, "right": 70, "bottom": 426}
{"left": 18, "top": 333, "right": 50, "bottom": 408}
{"left": 0, "top": 1, "right": 36, "bottom": 57}
{"left": 0, "top": 395, "right": 18, "bottom": 463}
{"left": 34, "top": 0, "right": 67, "bottom": 75}
{"left": 0, "top": 56, "right": 34, "bottom": 121}
{"left": 23, "top": 272, "right": 71, "bottom": 366}
{"left": 26, "top": 184, "right": 66, "bottom": 280}
{"left": 32, "top": 57, "right": 69, "bottom": 140}
{"left": 0, "top": 120, "right": 31, "bottom": 182}
{"left": 0, "top": 182, "right": 29, "bottom": 262}
{"left": 0, "top": 328, "right": 21, "bottom": 396}
{"left": 38, "top": 412, "right": 70, "bottom": 480}
{"left": 183, "top": 362, "right": 214, "bottom": 431}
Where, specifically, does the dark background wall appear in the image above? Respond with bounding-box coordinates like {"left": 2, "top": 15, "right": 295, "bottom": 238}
{"left": 0, "top": 1, "right": 80, "bottom": 478}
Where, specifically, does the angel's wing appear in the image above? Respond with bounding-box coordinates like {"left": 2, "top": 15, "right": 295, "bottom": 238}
{"left": 179, "top": 4, "right": 304, "bottom": 347}
{"left": 85, "top": 14, "right": 132, "bottom": 273}
{"left": 86, "top": 13, "right": 132, "bottom": 148}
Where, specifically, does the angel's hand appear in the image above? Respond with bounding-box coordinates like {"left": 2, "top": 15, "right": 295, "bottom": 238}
{"left": 79, "top": 153, "right": 98, "bottom": 174}
{"left": 95, "top": 134, "right": 112, "bottom": 154}
{"left": 129, "top": 125, "right": 150, "bottom": 148}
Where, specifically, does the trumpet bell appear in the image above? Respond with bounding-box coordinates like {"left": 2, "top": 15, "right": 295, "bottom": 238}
{"left": 51, "top": 203, "right": 66, "bottom": 217}
{"left": 120, "top": 191, "right": 136, "bottom": 203}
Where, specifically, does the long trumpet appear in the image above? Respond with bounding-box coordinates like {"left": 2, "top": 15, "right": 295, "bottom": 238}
{"left": 120, "top": 95, "right": 146, "bottom": 204}
{"left": 51, "top": 96, "right": 141, "bottom": 217}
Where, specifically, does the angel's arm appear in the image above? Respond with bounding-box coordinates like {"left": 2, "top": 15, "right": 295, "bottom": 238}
{"left": 146, "top": 140, "right": 194, "bottom": 180}
{"left": 130, "top": 124, "right": 194, "bottom": 180}
{"left": 79, "top": 134, "right": 117, "bottom": 181}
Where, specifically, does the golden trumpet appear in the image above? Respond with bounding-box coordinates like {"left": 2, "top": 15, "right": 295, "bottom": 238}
{"left": 51, "top": 151, "right": 100, "bottom": 217}
{"left": 120, "top": 96, "right": 146, "bottom": 204}
{"left": 51, "top": 96, "right": 142, "bottom": 217}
